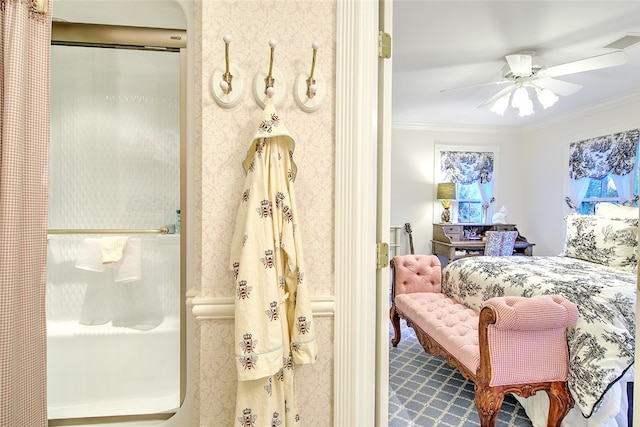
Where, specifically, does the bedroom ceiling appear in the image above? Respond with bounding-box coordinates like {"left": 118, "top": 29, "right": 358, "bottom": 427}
{"left": 392, "top": 1, "right": 640, "bottom": 127}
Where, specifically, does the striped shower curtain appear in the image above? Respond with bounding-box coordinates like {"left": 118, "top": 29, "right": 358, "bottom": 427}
{"left": 0, "top": 1, "right": 51, "bottom": 425}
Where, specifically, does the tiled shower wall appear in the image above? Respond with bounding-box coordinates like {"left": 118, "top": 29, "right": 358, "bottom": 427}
{"left": 49, "top": 45, "right": 181, "bottom": 231}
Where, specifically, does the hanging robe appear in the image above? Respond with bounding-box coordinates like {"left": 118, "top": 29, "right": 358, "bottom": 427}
{"left": 230, "top": 103, "right": 318, "bottom": 426}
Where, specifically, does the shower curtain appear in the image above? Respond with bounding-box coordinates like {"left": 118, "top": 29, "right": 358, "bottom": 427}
{"left": 0, "top": 1, "right": 51, "bottom": 426}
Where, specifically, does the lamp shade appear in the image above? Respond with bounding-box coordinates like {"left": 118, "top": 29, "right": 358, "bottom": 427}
{"left": 511, "top": 85, "right": 534, "bottom": 117}
{"left": 436, "top": 182, "right": 457, "bottom": 200}
{"left": 487, "top": 82, "right": 562, "bottom": 117}
{"left": 490, "top": 94, "right": 510, "bottom": 116}
{"left": 534, "top": 86, "right": 559, "bottom": 109}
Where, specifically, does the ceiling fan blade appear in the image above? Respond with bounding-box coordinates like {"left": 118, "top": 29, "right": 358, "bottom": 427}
{"left": 440, "top": 80, "right": 510, "bottom": 93}
{"left": 505, "top": 54, "right": 532, "bottom": 76}
{"left": 477, "top": 85, "right": 515, "bottom": 108}
{"left": 543, "top": 51, "right": 628, "bottom": 77}
{"left": 535, "top": 77, "right": 582, "bottom": 96}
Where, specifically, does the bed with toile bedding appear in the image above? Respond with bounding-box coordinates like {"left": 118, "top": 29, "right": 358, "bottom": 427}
{"left": 441, "top": 204, "right": 637, "bottom": 427}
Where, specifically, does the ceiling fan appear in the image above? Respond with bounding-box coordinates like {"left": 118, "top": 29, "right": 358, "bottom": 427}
{"left": 442, "top": 50, "right": 629, "bottom": 116}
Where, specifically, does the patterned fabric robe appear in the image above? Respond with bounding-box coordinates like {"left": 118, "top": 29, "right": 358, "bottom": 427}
{"left": 230, "top": 104, "right": 318, "bottom": 426}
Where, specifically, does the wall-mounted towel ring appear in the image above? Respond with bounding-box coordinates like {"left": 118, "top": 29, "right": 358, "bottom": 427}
{"left": 294, "top": 41, "right": 326, "bottom": 113}
{"left": 211, "top": 34, "right": 244, "bottom": 108}
{"left": 253, "top": 39, "right": 286, "bottom": 108}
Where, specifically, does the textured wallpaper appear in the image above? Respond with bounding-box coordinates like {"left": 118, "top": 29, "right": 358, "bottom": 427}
{"left": 199, "top": 0, "right": 335, "bottom": 299}
{"left": 194, "top": 0, "right": 336, "bottom": 425}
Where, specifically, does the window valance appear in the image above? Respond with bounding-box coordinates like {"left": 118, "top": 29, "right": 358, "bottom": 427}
{"left": 440, "top": 151, "right": 494, "bottom": 185}
{"left": 568, "top": 128, "right": 639, "bottom": 180}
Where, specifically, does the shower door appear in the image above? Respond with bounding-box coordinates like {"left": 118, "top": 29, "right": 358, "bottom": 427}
{"left": 47, "top": 25, "right": 186, "bottom": 422}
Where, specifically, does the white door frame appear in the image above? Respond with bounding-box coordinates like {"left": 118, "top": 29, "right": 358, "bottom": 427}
{"left": 334, "top": 0, "right": 390, "bottom": 426}
{"left": 375, "top": 1, "right": 393, "bottom": 425}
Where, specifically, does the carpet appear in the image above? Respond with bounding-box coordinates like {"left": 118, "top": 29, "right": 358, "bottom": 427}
{"left": 388, "top": 321, "right": 533, "bottom": 427}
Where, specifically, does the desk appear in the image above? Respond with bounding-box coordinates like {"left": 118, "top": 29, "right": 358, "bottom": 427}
{"left": 431, "top": 223, "right": 534, "bottom": 266}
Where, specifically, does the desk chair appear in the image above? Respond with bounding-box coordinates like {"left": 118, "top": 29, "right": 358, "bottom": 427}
{"left": 484, "top": 231, "right": 518, "bottom": 256}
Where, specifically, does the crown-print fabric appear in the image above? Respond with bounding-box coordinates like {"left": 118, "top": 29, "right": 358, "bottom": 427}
{"left": 230, "top": 103, "right": 318, "bottom": 426}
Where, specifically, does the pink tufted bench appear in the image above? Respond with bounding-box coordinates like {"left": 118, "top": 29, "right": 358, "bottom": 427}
{"left": 389, "top": 255, "right": 578, "bottom": 427}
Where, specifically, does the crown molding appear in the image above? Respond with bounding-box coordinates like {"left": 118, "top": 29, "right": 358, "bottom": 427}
{"left": 392, "top": 90, "right": 640, "bottom": 134}
{"left": 392, "top": 121, "right": 521, "bottom": 134}
{"left": 523, "top": 89, "right": 640, "bottom": 132}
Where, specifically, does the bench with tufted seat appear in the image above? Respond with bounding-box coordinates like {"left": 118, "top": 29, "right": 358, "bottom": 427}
{"left": 389, "top": 254, "right": 578, "bottom": 427}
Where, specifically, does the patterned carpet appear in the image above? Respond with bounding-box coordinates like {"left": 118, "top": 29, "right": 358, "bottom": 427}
{"left": 388, "top": 321, "right": 533, "bottom": 427}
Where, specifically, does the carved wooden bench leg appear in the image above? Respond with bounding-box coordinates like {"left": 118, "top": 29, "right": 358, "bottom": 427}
{"left": 546, "top": 381, "right": 574, "bottom": 427}
{"left": 389, "top": 306, "right": 402, "bottom": 347}
{"left": 474, "top": 384, "right": 504, "bottom": 427}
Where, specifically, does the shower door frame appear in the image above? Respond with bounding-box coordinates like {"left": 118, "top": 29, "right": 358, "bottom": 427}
{"left": 49, "top": 21, "right": 188, "bottom": 425}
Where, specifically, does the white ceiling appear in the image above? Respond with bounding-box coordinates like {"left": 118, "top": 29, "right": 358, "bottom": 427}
{"left": 392, "top": 1, "right": 640, "bottom": 127}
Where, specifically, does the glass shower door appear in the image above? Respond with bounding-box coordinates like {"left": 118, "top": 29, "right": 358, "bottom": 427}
{"left": 47, "top": 42, "right": 182, "bottom": 420}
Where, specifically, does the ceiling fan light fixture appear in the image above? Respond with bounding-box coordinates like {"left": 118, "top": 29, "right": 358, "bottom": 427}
{"left": 511, "top": 86, "right": 534, "bottom": 117}
{"left": 534, "top": 86, "right": 559, "bottom": 109}
{"left": 447, "top": 49, "right": 629, "bottom": 120}
{"left": 490, "top": 93, "right": 510, "bottom": 116}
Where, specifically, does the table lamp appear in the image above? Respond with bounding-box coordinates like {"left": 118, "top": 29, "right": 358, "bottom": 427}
{"left": 437, "top": 182, "right": 457, "bottom": 223}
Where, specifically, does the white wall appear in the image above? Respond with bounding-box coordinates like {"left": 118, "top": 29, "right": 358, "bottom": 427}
{"left": 391, "top": 92, "right": 640, "bottom": 257}
{"left": 390, "top": 124, "right": 523, "bottom": 255}
{"left": 521, "top": 93, "right": 640, "bottom": 255}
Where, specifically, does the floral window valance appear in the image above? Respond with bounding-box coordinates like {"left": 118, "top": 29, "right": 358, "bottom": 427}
{"left": 440, "top": 151, "right": 494, "bottom": 185}
{"left": 568, "top": 128, "right": 639, "bottom": 180}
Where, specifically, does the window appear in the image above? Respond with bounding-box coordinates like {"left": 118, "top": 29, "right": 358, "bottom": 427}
{"left": 567, "top": 129, "right": 639, "bottom": 214}
{"left": 457, "top": 183, "right": 483, "bottom": 223}
{"left": 436, "top": 147, "right": 497, "bottom": 224}
{"left": 578, "top": 173, "right": 638, "bottom": 214}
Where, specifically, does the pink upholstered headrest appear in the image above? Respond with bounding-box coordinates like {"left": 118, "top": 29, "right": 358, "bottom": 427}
{"left": 392, "top": 255, "right": 442, "bottom": 295}
{"left": 483, "top": 295, "right": 578, "bottom": 331}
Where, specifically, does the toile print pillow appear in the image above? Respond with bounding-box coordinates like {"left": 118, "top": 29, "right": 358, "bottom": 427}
{"left": 595, "top": 202, "right": 639, "bottom": 219}
{"left": 563, "top": 214, "right": 638, "bottom": 272}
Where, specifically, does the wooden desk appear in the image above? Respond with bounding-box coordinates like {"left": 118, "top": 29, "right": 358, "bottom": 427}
{"left": 431, "top": 223, "right": 534, "bottom": 266}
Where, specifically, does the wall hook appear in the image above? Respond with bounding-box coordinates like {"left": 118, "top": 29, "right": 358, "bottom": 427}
{"left": 221, "top": 34, "right": 233, "bottom": 94}
{"left": 264, "top": 39, "right": 277, "bottom": 96}
{"left": 211, "top": 34, "right": 244, "bottom": 108}
{"left": 294, "top": 41, "right": 326, "bottom": 113}
{"left": 253, "top": 39, "right": 286, "bottom": 108}
{"left": 306, "top": 41, "right": 319, "bottom": 98}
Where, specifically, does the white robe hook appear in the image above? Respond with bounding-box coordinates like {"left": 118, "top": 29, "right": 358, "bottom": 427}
{"left": 222, "top": 34, "right": 233, "bottom": 94}
{"left": 294, "top": 40, "right": 326, "bottom": 113}
{"left": 253, "top": 39, "right": 286, "bottom": 108}
{"left": 264, "top": 39, "right": 277, "bottom": 96}
{"left": 306, "top": 41, "right": 319, "bottom": 98}
{"left": 211, "top": 34, "right": 244, "bottom": 108}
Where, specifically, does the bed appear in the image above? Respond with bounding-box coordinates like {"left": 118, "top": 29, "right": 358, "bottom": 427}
{"left": 441, "top": 206, "right": 637, "bottom": 427}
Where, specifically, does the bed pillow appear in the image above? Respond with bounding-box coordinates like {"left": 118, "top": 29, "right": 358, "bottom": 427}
{"left": 595, "top": 202, "right": 639, "bottom": 219}
{"left": 563, "top": 214, "right": 638, "bottom": 272}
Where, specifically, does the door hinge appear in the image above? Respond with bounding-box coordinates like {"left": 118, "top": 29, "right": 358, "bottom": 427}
{"left": 378, "top": 31, "right": 391, "bottom": 59}
{"left": 376, "top": 242, "right": 389, "bottom": 269}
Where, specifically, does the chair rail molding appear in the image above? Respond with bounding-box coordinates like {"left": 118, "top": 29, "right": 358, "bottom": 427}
{"left": 191, "top": 295, "right": 335, "bottom": 320}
